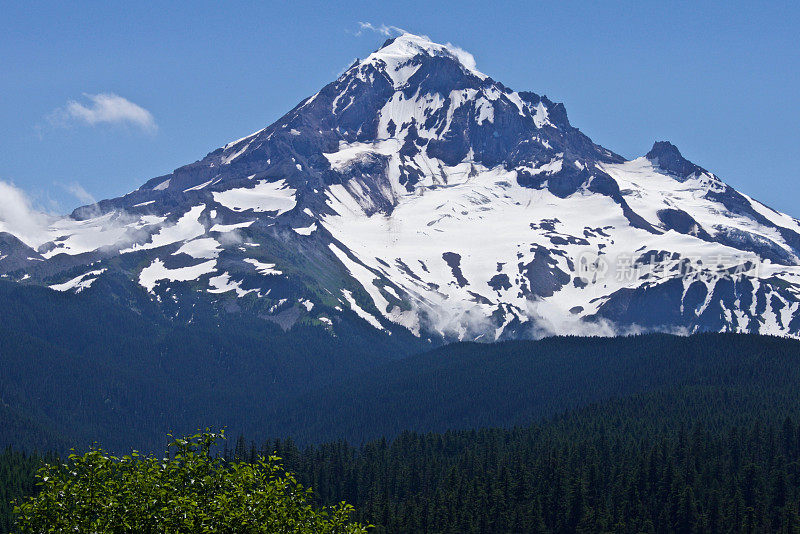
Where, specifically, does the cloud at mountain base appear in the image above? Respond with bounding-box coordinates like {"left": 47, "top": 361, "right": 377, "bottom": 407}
{"left": 0, "top": 181, "right": 52, "bottom": 247}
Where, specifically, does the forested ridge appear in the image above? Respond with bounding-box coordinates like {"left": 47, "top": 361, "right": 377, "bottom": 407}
{"left": 0, "top": 450, "right": 51, "bottom": 534}
{"left": 257, "top": 387, "right": 800, "bottom": 532}
{"left": 0, "top": 280, "right": 421, "bottom": 452}
{"left": 5, "top": 333, "right": 800, "bottom": 531}
{"left": 7, "top": 386, "right": 800, "bottom": 532}
{"left": 260, "top": 333, "right": 800, "bottom": 444}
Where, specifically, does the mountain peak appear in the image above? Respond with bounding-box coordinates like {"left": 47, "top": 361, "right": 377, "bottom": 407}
{"left": 646, "top": 141, "right": 682, "bottom": 161}
{"left": 362, "top": 32, "right": 487, "bottom": 82}
{"left": 14, "top": 33, "right": 800, "bottom": 344}
{"left": 645, "top": 141, "right": 706, "bottom": 179}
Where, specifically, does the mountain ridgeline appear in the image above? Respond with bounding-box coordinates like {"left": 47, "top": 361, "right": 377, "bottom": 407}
{"left": 0, "top": 33, "right": 799, "bottom": 346}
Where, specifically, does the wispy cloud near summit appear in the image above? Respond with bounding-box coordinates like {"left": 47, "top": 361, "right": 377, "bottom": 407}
{"left": 354, "top": 22, "right": 406, "bottom": 38}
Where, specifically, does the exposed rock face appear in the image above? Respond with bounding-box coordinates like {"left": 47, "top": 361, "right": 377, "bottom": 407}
{"left": 646, "top": 141, "right": 707, "bottom": 179}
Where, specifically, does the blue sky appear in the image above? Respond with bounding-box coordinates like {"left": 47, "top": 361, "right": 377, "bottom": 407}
{"left": 2, "top": 1, "right": 799, "bottom": 215}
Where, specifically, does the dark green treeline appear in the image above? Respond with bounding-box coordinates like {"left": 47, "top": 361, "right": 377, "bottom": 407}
{"left": 249, "top": 382, "right": 800, "bottom": 533}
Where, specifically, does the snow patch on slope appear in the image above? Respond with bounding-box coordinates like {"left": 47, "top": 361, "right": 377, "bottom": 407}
{"left": 213, "top": 180, "right": 297, "bottom": 215}
{"left": 293, "top": 223, "right": 317, "bottom": 235}
{"left": 208, "top": 273, "right": 257, "bottom": 297}
{"left": 49, "top": 269, "right": 107, "bottom": 293}
{"left": 139, "top": 258, "right": 216, "bottom": 292}
{"left": 341, "top": 289, "right": 384, "bottom": 330}
{"left": 174, "top": 237, "right": 222, "bottom": 259}
{"left": 121, "top": 205, "right": 206, "bottom": 254}
{"left": 244, "top": 258, "right": 282, "bottom": 275}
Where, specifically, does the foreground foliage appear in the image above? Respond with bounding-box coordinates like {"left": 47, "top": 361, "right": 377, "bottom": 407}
{"left": 12, "top": 430, "right": 366, "bottom": 534}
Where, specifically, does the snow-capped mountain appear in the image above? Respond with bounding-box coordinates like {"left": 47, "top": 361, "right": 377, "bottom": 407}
{"left": 4, "top": 33, "right": 800, "bottom": 341}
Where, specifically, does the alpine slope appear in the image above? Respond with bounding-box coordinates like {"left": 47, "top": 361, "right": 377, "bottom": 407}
{"left": 4, "top": 33, "right": 800, "bottom": 342}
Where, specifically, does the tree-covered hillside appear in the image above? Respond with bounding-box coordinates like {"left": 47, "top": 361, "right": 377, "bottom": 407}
{"left": 0, "top": 450, "right": 49, "bottom": 534}
{"left": 260, "top": 333, "right": 800, "bottom": 444}
{"left": 0, "top": 280, "right": 422, "bottom": 452}
{"left": 7, "top": 371, "right": 800, "bottom": 531}
{"left": 5, "top": 332, "right": 800, "bottom": 531}
{"left": 266, "top": 383, "right": 800, "bottom": 532}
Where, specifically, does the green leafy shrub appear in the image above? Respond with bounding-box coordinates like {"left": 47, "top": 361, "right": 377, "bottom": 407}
{"left": 13, "top": 430, "right": 367, "bottom": 533}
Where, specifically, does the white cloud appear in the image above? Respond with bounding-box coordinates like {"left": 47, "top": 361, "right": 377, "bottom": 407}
{"left": 523, "top": 300, "right": 689, "bottom": 339}
{"left": 354, "top": 22, "right": 406, "bottom": 37}
{"left": 65, "top": 182, "right": 96, "bottom": 206}
{"left": 442, "top": 43, "right": 480, "bottom": 74}
{"left": 51, "top": 93, "right": 157, "bottom": 133}
{"left": 0, "top": 180, "right": 167, "bottom": 254}
{"left": 0, "top": 181, "right": 52, "bottom": 248}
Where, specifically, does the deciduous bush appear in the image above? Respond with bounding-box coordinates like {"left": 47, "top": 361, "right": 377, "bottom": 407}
{"left": 14, "top": 430, "right": 367, "bottom": 534}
